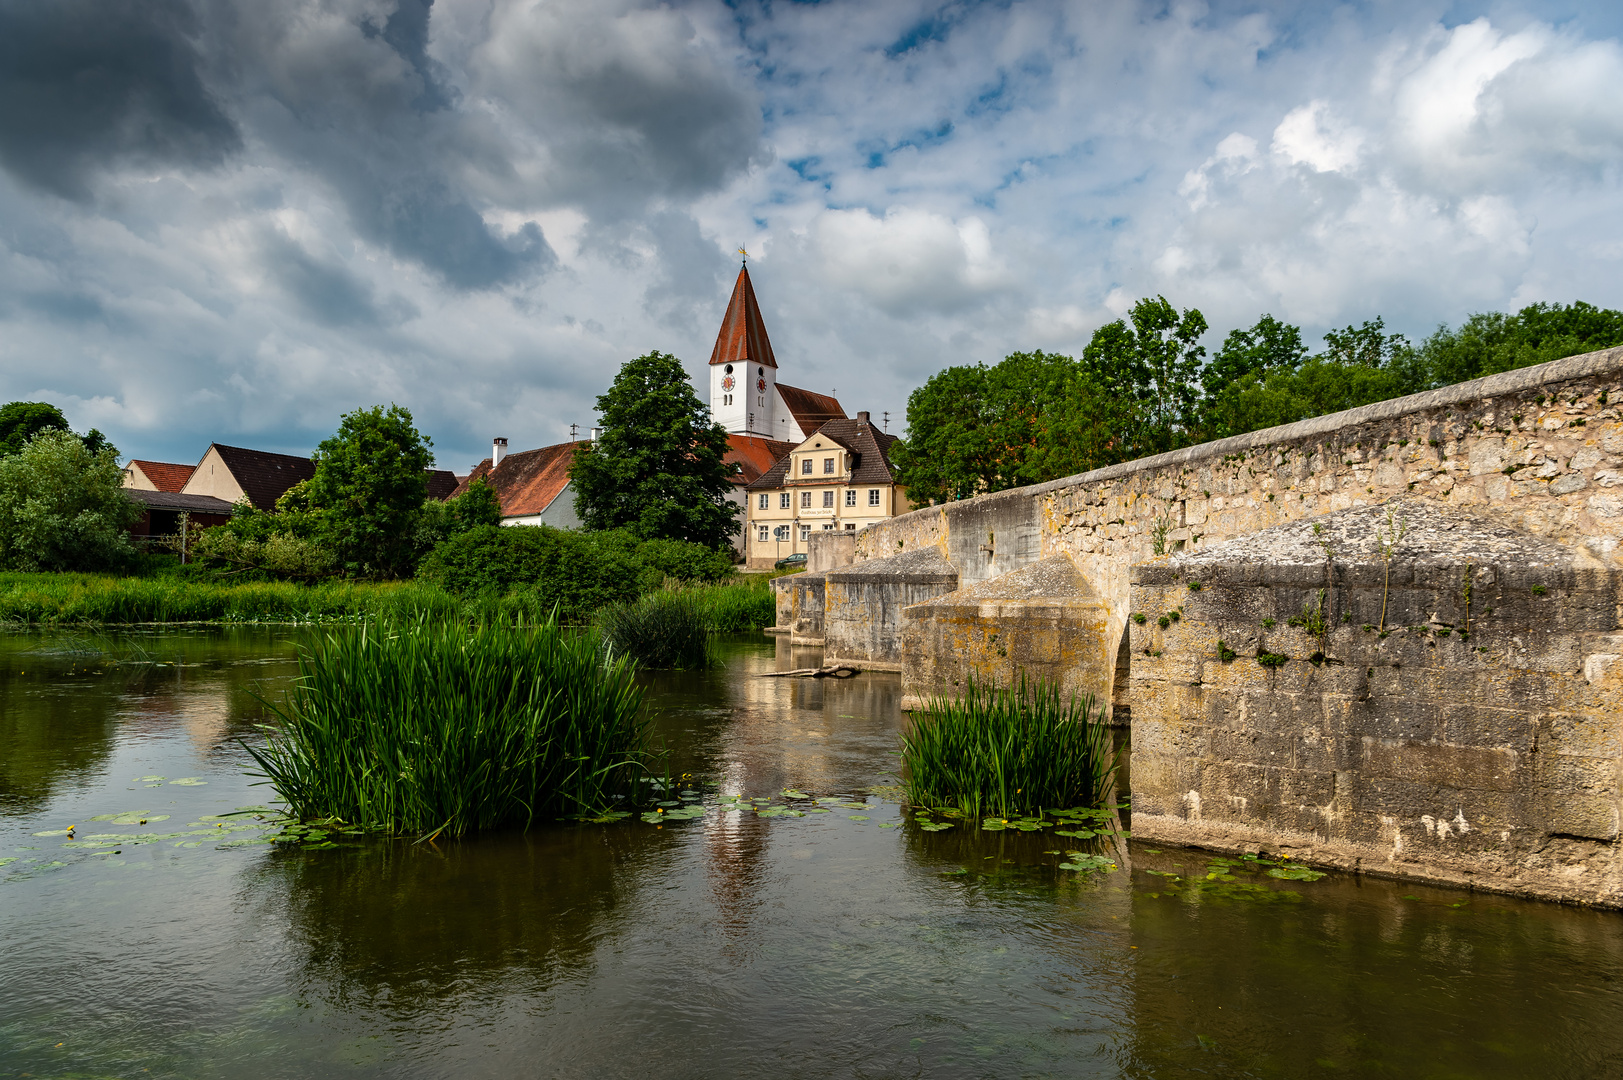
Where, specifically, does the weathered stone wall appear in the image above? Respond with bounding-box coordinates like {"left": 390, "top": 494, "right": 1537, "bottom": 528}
{"left": 823, "top": 548, "right": 958, "bottom": 670}
{"left": 1130, "top": 500, "right": 1623, "bottom": 906}
{"left": 855, "top": 347, "right": 1623, "bottom": 705}
{"left": 807, "top": 530, "right": 857, "bottom": 573}
{"left": 770, "top": 572, "right": 827, "bottom": 645}
{"left": 897, "top": 554, "right": 1113, "bottom": 712}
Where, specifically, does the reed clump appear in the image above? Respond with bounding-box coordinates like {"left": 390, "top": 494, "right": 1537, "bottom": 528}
{"left": 595, "top": 588, "right": 713, "bottom": 669}
{"left": 247, "top": 617, "right": 649, "bottom": 837}
{"left": 900, "top": 677, "right": 1117, "bottom": 819}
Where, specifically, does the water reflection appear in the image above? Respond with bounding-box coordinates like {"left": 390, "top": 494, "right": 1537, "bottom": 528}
{"left": 253, "top": 826, "right": 663, "bottom": 1015}
{"left": 0, "top": 628, "right": 302, "bottom": 813}
{"left": 4, "top": 628, "right": 1623, "bottom": 1079}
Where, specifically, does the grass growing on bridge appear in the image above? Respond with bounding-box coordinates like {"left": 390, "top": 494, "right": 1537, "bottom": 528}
{"left": 246, "top": 617, "right": 650, "bottom": 837}
{"left": 900, "top": 678, "right": 1117, "bottom": 819}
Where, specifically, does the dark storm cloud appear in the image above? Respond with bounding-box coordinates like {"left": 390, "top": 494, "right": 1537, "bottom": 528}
{"left": 0, "top": 0, "right": 239, "bottom": 199}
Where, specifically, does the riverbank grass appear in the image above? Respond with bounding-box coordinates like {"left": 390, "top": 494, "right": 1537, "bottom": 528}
{"left": 901, "top": 678, "right": 1117, "bottom": 819}
{"left": 0, "top": 570, "right": 776, "bottom": 629}
{"left": 247, "top": 618, "right": 649, "bottom": 837}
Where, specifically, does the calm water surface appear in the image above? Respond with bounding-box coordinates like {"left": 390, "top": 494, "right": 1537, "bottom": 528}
{"left": 2, "top": 628, "right": 1620, "bottom": 1079}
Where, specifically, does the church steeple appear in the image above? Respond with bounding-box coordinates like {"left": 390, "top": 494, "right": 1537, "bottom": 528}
{"left": 709, "top": 264, "right": 778, "bottom": 369}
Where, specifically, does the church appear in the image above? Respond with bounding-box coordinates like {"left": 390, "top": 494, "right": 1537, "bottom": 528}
{"left": 707, "top": 264, "right": 910, "bottom": 568}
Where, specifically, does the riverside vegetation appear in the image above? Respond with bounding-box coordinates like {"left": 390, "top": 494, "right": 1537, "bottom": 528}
{"left": 249, "top": 618, "right": 650, "bottom": 838}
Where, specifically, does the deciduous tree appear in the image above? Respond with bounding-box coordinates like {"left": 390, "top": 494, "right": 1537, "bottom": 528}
{"left": 569, "top": 351, "right": 740, "bottom": 548}
{"left": 0, "top": 429, "right": 140, "bottom": 571}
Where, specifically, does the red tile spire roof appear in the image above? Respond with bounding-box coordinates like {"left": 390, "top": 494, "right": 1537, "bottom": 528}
{"left": 708, "top": 264, "right": 777, "bottom": 369}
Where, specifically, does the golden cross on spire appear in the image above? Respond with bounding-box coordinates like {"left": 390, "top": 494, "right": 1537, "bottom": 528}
{"left": 737, "top": 246, "right": 748, "bottom": 264}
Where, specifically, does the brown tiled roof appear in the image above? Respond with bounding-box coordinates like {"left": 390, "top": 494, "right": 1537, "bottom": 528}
{"left": 210, "top": 444, "right": 316, "bottom": 510}
{"left": 776, "top": 383, "right": 845, "bottom": 435}
{"left": 708, "top": 265, "right": 777, "bottom": 369}
{"left": 451, "top": 441, "right": 581, "bottom": 517}
{"left": 128, "top": 460, "right": 195, "bottom": 492}
{"left": 124, "top": 488, "right": 235, "bottom": 514}
{"left": 426, "top": 469, "right": 459, "bottom": 501}
{"left": 745, "top": 419, "right": 899, "bottom": 491}
{"left": 724, "top": 434, "right": 796, "bottom": 487}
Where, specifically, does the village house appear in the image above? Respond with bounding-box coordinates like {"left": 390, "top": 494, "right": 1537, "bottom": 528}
{"left": 741, "top": 414, "right": 908, "bottom": 568}
{"left": 451, "top": 438, "right": 583, "bottom": 527}
{"left": 122, "top": 443, "right": 459, "bottom": 550}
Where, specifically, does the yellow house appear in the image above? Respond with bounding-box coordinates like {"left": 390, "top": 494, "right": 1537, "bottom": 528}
{"left": 743, "top": 412, "right": 909, "bottom": 568}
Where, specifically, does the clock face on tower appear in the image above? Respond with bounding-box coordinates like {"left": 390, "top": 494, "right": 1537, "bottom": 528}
{"left": 756, "top": 377, "right": 767, "bottom": 392}
{"left": 720, "top": 375, "right": 735, "bottom": 391}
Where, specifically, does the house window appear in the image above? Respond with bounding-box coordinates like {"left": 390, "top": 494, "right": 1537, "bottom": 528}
{"left": 822, "top": 490, "right": 834, "bottom": 508}
{"left": 799, "top": 525, "right": 810, "bottom": 542}
{"left": 723, "top": 394, "right": 732, "bottom": 405}
{"left": 800, "top": 491, "right": 812, "bottom": 508}
{"left": 757, "top": 526, "right": 769, "bottom": 542}
{"left": 801, "top": 459, "right": 813, "bottom": 475}
{"left": 823, "top": 457, "right": 835, "bottom": 474}
{"left": 774, "top": 525, "right": 790, "bottom": 541}
{"left": 845, "top": 523, "right": 856, "bottom": 531}
{"left": 758, "top": 493, "right": 769, "bottom": 509}
{"left": 868, "top": 489, "right": 881, "bottom": 506}
{"left": 822, "top": 523, "right": 835, "bottom": 530}
{"left": 844, "top": 490, "right": 856, "bottom": 507}
{"left": 779, "top": 492, "right": 791, "bottom": 509}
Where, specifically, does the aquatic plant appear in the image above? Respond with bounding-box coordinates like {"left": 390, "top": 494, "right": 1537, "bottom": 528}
{"left": 595, "top": 589, "right": 712, "bottom": 669}
{"left": 900, "top": 677, "right": 1118, "bottom": 819}
{"left": 247, "top": 617, "right": 649, "bottom": 837}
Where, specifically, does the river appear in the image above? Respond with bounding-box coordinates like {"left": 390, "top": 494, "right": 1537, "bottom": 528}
{"left": 1, "top": 627, "right": 1620, "bottom": 1078}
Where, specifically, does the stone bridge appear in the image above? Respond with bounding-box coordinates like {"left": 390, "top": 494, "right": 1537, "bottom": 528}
{"left": 773, "top": 347, "right": 1623, "bottom": 907}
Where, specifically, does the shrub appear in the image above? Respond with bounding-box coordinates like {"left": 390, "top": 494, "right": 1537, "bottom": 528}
{"left": 900, "top": 677, "right": 1117, "bottom": 819}
{"left": 247, "top": 618, "right": 649, "bottom": 836}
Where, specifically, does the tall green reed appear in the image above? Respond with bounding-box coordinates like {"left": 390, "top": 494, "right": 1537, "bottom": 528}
{"left": 594, "top": 589, "right": 713, "bottom": 669}
{"left": 246, "top": 616, "right": 649, "bottom": 837}
{"left": 901, "top": 677, "right": 1117, "bottom": 819}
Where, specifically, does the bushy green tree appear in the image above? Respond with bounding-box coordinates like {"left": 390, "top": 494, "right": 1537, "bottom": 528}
{"left": 0, "top": 429, "right": 140, "bottom": 571}
{"left": 1420, "top": 301, "right": 1623, "bottom": 386}
{"left": 569, "top": 351, "right": 740, "bottom": 547}
{"left": 893, "top": 351, "right": 1078, "bottom": 504}
{"left": 414, "top": 477, "right": 503, "bottom": 552}
{"left": 1080, "top": 296, "right": 1208, "bottom": 457}
{"left": 0, "top": 401, "right": 114, "bottom": 457}
{"left": 1205, "top": 317, "right": 1427, "bottom": 438}
{"left": 305, "top": 404, "right": 435, "bottom": 578}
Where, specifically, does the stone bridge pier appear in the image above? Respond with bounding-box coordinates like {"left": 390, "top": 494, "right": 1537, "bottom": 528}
{"left": 772, "top": 348, "right": 1623, "bottom": 907}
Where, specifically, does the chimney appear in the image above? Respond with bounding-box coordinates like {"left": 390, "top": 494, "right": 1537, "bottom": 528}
{"left": 856, "top": 411, "right": 870, "bottom": 425}
{"left": 492, "top": 437, "right": 508, "bottom": 469}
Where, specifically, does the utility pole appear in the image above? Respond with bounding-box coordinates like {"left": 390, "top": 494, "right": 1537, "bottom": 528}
{"left": 882, "top": 411, "right": 890, "bottom": 432}
{"left": 570, "top": 423, "right": 579, "bottom": 442}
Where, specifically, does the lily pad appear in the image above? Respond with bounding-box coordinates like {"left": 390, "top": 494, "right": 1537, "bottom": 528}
{"left": 980, "top": 819, "right": 1008, "bottom": 831}
{"left": 1058, "top": 853, "right": 1118, "bottom": 873}
{"left": 1266, "top": 864, "right": 1327, "bottom": 882}
{"left": 917, "top": 822, "right": 953, "bottom": 832}
{"left": 133, "top": 776, "right": 165, "bottom": 782}
{"left": 847, "top": 815, "right": 869, "bottom": 821}
{"left": 1054, "top": 829, "right": 1095, "bottom": 839}
{"left": 32, "top": 829, "right": 73, "bottom": 837}
{"left": 168, "top": 778, "right": 207, "bottom": 786}
{"left": 781, "top": 789, "right": 811, "bottom": 800}
{"left": 0, "top": 858, "right": 16, "bottom": 867}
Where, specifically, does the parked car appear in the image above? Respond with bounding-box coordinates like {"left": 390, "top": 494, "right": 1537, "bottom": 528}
{"left": 774, "top": 552, "right": 807, "bottom": 570}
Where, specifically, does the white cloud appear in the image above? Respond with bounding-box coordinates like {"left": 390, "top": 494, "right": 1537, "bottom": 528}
{"left": 1272, "top": 101, "right": 1364, "bottom": 173}
{"left": 0, "top": 1, "right": 1621, "bottom": 466}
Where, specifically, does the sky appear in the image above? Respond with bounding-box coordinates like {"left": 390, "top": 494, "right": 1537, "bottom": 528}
{"left": 1, "top": 0, "right": 1621, "bottom": 474}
